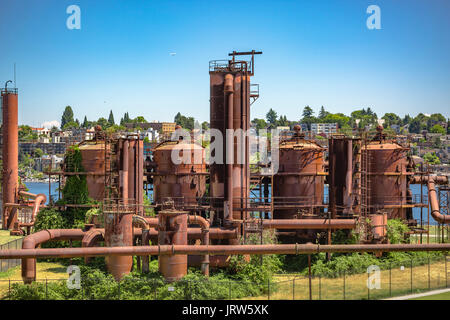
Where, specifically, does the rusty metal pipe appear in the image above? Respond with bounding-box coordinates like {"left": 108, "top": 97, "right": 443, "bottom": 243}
{"left": 224, "top": 73, "right": 234, "bottom": 224}
{"left": 188, "top": 215, "right": 210, "bottom": 276}
{"left": 428, "top": 179, "right": 450, "bottom": 224}
{"left": 262, "top": 219, "right": 356, "bottom": 230}
{"left": 122, "top": 140, "right": 129, "bottom": 204}
{"left": 5, "top": 243, "right": 450, "bottom": 261}
{"left": 81, "top": 228, "right": 104, "bottom": 264}
{"left": 21, "top": 229, "right": 85, "bottom": 284}
{"left": 411, "top": 175, "right": 448, "bottom": 185}
{"left": 2, "top": 88, "right": 19, "bottom": 230}
{"left": 132, "top": 214, "right": 150, "bottom": 272}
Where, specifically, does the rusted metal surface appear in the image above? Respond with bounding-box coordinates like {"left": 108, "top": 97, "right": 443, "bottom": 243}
{"left": 1, "top": 87, "right": 19, "bottom": 230}
{"left": 153, "top": 140, "right": 206, "bottom": 208}
{"left": 261, "top": 219, "right": 356, "bottom": 230}
{"left": 209, "top": 53, "right": 261, "bottom": 225}
{"left": 158, "top": 208, "right": 189, "bottom": 281}
{"left": 362, "top": 140, "right": 409, "bottom": 220}
{"left": 273, "top": 133, "right": 325, "bottom": 219}
{"left": 81, "top": 228, "right": 104, "bottom": 264}
{"left": 21, "top": 229, "right": 86, "bottom": 284}
{"left": 103, "top": 203, "right": 134, "bottom": 281}
{"left": 188, "top": 215, "right": 210, "bottom": 276}
{"left": 79, "top": 142, "right": 106, "bottom": 200}
{"left": 368, "top": 213, "right": 388, "bottom": 242}
{"left": 428, "top": 179, "right": 450, "bottom": 224}
{"left": 6, "top": 243, "right": 450, "bottom": 261}
{"left": 328, "top": 137, "right": 357, "bottom": 217}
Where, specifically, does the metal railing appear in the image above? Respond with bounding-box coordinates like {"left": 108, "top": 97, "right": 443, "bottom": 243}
{"left": 1, "top": 255, "right": 448, "bottom": 300}
{"left": 0, "top": 238, "right": 23, "bottom": 273}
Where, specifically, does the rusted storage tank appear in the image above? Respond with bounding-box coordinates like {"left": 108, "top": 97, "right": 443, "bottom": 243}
{"left": 158, "top": 208, "right": 189, "bottom": 281}
{"left": 328, "top": 136, "right": 359, "bottom": 217}
{"left": 1, "top": 86, "right": 19, "bottom": 230}
{"left": 78, "top": 142, "right": 106, "bottom": 201}
{"left": 153, "top": 140, "right": 206, "bottom": 207}
{"left": 362, "top": 140, "right": 409, "bottom": 220}
{"left": 209, "top": 59, "right": 253, "bottom": 223}
{"left": 273, "top": 130, "right": 325, "bottom": 220}
{"left": 117, "top": 138, "right": 144, "bottom": 210}
{"left": 103, "top": 202, "right": 133, "bottom": 281}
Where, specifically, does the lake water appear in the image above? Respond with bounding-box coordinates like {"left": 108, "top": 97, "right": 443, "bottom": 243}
{"left": 25, "top": 182, "right": 439, "bottom": 225}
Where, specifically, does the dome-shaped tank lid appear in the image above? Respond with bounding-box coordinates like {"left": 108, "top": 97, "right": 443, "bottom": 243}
{"left": 154, "top": 140, "right": 204, "bottom": 151}
{"left": 78, "top": 141, "right": 106, "bottom": 150}
{"left": 363, "top": 141, "right": 407, "bottom": 150}
{"left": 279, "top": 138, "right": 323, "bottom": 150}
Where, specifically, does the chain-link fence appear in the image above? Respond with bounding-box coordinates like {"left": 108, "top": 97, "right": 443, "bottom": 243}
{"left": 0, "top": 255, "right": 449, "bottom": 300}
{"left": 0, "top": 238, "right": 23, "bottom": 273}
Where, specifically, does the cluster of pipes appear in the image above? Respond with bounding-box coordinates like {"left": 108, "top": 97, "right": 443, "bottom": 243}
{"left": 1, "top": 51, "right": 450, "bottom": 285}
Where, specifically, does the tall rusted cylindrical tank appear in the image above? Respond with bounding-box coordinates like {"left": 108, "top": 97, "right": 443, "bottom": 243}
{"left": 209, "top": 60, "right": 252, "bottom": 223}
{"left": 158, "top": 208, "right": 189, "bottom": 281}
{"left": 362, "top": 140, "right": 409, "bottom": 219}
{"left": 273, "top": 134, "right": 325, "bottom": 220}
{"left": 78, "top": 142, "right": 106, "bottom": 201}
{"left": 118, "top": 137, "right": 144, "bottom": 211}
{"left": 103, "top": 202, "right": 134, "bottom": 281}
{"left": 1, "top": 87, "right": 19, "bottom": 230}
{"left": 153, "top": 140, "right": 206, "bottom": 208}
{"left": 328, "top": 137, "right": 358, "bottom": 217}
{"left": 76, "top": 137, "right": 143, "bottom": 210}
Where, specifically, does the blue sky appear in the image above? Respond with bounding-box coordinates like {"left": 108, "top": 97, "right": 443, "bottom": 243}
{"left": 0, "top": 0, "right": 449, "bottom": 127}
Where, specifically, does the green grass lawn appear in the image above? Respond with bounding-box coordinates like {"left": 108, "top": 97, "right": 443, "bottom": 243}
{"left": 410, "top": 290, "right": 450, "bottom": 300}
{"left": 0, "top": 230, "right": 21, "bottom": 246}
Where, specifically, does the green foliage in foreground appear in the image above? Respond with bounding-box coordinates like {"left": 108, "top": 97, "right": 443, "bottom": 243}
{"left": 6, "top": 231, "right": 283, "bottom": 300}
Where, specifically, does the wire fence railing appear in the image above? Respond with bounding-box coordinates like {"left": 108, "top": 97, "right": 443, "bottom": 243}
{"left": 0, "top": 255, "right": 448, "bottom": 300}
{"left": 0, "top": 238, "right": 23, "bottom": 273}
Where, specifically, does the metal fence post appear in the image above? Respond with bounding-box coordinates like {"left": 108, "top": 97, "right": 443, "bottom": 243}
{"left": 428, "top": 256, "right": 431, "bottom": 290}
{"left": 389, "top": 262, "right": 392, "bottom": 297}
{"left": 229, "top": 281, "right": 231, "bottom": 299}
{"left": 446, "top": 256, "right": 448, "bottom": 288}
{"left": 45, "top": 279, "right": 48, "bottom": 300}
{"left": 343, "top": 271, "right": 346, "bottom": 300}
{"left": 8, "top": 279, "right": 11, "bottom": 299}
{"left": 292, "top": 278, "right": 295, "bottom": 300}
{"left": 410, "top": 259, "right": 413, "bottom": 294}
{"left": 319, "top": 275, "right": 321, "bottom": 300}
{"left": 367, "top": 271, "right": 370, "bottom": 300}
{"left": 118, "top": 281, "right": 121, "bottom": 300}
{"left": 268, "top": 279, "right": 270, "bottom": 300}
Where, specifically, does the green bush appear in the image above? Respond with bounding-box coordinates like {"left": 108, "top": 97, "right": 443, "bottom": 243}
{"left": 386, "top": 219, "right": 410, "bottom": 244}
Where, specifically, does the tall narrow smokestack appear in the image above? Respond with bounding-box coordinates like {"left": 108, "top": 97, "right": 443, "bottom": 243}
{"left": 1, "top": 82, "right": 19, "bottom": 230}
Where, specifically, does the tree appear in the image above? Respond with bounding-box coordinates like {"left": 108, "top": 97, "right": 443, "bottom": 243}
{"left": 318, "top": 106, "right": 328, "bottom": 119}
{"left": 252, "top": 118, "right": 267, "bottom": 130}
{"left": 108, "top": 110, "right": 115, "bottom": 126}
{"left": 423, "top": 152, "right": 440, "bottom": 165}
{"left": 96, "top": 117, "right": 108, "bottom": 129}
{"left": 382, "top": 113, "right": 401, "bottom": 128}
{"left": 33, "top": 148, "right": 44, "bottom": 158}
{"left": 82, "top": 116, "right": 89, "bottom": 128}
{"left": 201, "top": 121, "right": 209, "bottom": 131}
{"left": 430, "top": 124, "right": 445, "bottom": 134}
{"left": 301, "top": 105, "right": 317, "bottom": 130}
{"left": 266, "top": 108, "right": 278, "bottom": 126}
{"left": 302, "top": 106, "right": 314, "bottom": 119}
{"left": 61, "top": 106, "right": 74, "bottom": 129}
{"left": 278, "top": 115, "right": 289, "bottom": 126}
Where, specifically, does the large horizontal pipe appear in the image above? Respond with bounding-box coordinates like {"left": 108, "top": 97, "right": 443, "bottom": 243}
{"left": 410, "top": 175, "right": 448, "bottom": 185}
{"left": 262, "top": 219, "right": 356, "bottom": 230}
{"left": 428, "top": 179, "right": 450, "bottom": 224}
{"left": 22, "top": 229, "right": 86, "bottom": 283}
{"left": 3, "top": 243, "right": 450, "bottom": 259}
